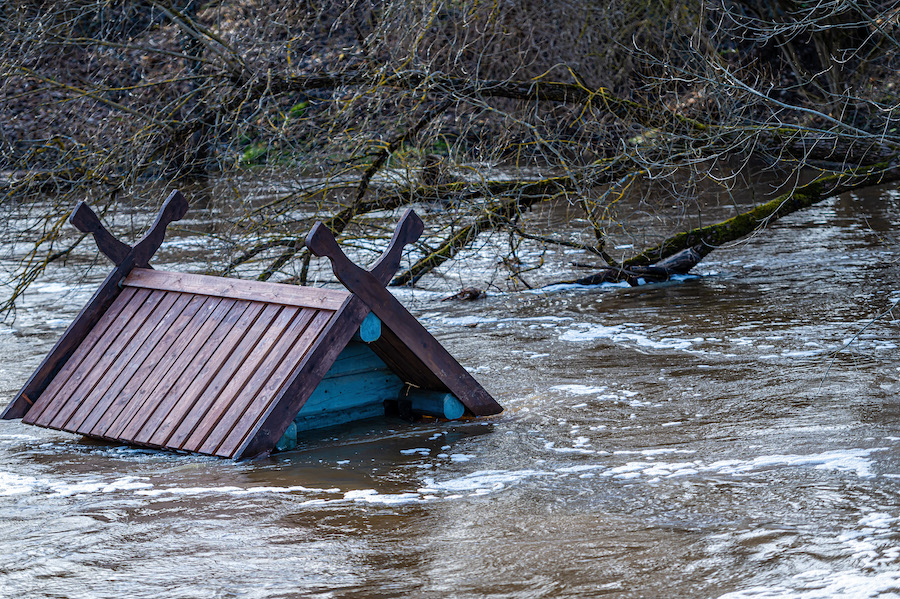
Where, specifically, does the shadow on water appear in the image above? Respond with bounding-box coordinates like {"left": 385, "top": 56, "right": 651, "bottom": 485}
{"left": 0, "top": 184, "right": 900, "bottom": 597}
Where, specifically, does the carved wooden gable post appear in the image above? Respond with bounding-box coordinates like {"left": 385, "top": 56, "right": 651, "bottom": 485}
{"left": 2, "top": 191, "right": 189, "bottom": 420}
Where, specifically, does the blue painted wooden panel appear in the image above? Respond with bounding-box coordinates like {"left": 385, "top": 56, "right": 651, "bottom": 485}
{"left": 300, "top": 370, "right": 404, "bottom": 413}
{"left": 275, "top": 342, "right": 404, "bottom": 449}
{"left": 293, "top": 402, "right": 387, "bottom": 433}
{"left": 322, "top": 347, "right": 391, "bottom": 379}
{"left": 274, "top": 341, "right": 467, "bottom": 451}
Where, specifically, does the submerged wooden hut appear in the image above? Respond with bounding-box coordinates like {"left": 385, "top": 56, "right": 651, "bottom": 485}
{"left": 1, "top": 191, "right": 502, "bottom": 458}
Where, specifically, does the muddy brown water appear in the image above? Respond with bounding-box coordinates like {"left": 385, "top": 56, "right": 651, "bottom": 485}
{"left": 1, "top": 186, "right": 900, "bottom": 598}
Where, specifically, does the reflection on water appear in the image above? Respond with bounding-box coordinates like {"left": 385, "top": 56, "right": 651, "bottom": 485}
{"left": 1, "top": 187, "right": 900, "bottom": 598}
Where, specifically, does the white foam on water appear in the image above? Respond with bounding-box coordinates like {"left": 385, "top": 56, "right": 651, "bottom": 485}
{"left": 551, "top": 384, "right": 642, "bottom": 406}
{"left": 440, "top": 315, "right": 573, "bottom": 326}
{"left": 536, "top": 281, "right": 632, "bottom": 293}
{"left": 857, "top": 512, "right": 896, "bottom": 529}
{"left": 560, "top": 323, "right": 699, "bottom": 351}
{"left": 781, "top": 349, "right": 822, "bottom": 358}
{"left": 420, "top": 469, "right": 554, "bottom": 495}
{"left": 835, "top": 510, "right": 900, "bottom": 570}
{"left": 709, "top": 448, "right": 885, "bottom": 479}
{"left": 52, "top": 476, "right": 153, "bottom": 497}
{"left": 543, "top": 441, "right": 595, "bottom": 455}
{"left": 0, "top": 432, "right": 43, "bottom": 449}
{"left": 0, "top": 470, "right": 39, "bottom": 495}
{"left": 0, "top": 471, "right": 157, "bottom": 497}
{"left": 550, "top": 384, "right": 608, "bottom": 395}
{"left": 718, "top": 569, "right": 900, "bottom": 599}
{"left": 400, "top": 447, "right": 431, "bottom": 455}
{"left": 551, "top": 448, "right": 886, "bottom": 482}
{"left": 555, "top": 464, "right": 607, "bottom": 474}
{"left": 135, "top": 484, "right": 341, "bottom": 497}
{"left": 0, "top": 468, "right": 345, "bottom": 498}
{"left": 343, "top": 489, "right": 423, "bottom": 505}
{"left": 613, "top": 448, "right": 696, "bottom": 456}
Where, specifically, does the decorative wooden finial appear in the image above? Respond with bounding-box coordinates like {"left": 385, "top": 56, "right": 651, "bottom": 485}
{"left": 68, "top": 190, "right": 189, "bottom": 268}
{"left": 131, "top": 191, "right": 189, "bottom": 267}
{"left": 69, "top": 203, "right": 131, "bottom": 265}
{"left": 306, "top": 208, "right": 423, "bottom": 286}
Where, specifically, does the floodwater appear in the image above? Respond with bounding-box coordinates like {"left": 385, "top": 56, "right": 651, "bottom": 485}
{"left": 1, "top": 184, "right": 900, "bottom": 598}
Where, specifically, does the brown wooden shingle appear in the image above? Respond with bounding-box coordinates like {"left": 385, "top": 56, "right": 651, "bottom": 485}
{"left": 23, "top": 276, "right": 344, "bottom": 458}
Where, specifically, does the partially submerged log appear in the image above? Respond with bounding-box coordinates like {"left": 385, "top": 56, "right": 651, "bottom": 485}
{"left": 546, "top": 162, "right": 900, "bottom": 289}
{"left": 566, "top": 246, "right": 705, "bottom": 287}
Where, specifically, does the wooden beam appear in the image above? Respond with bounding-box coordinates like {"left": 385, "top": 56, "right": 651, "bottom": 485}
{"left": 2, "top": 191, "right": 190, "bottom": 420}
{"left": 69, "top": 203, "right": 131, "bottom": 265}
{"left": 124, "top": 269, "right": 349, "bottom": 311}
{"left": 131, "top": 190, "right": 189, "bottom": 268}
{"left": 406, "top": 389, "right": 465, "bottom": 420}
{"left": 1, "top": 258, "right": 135, "bottom": 419}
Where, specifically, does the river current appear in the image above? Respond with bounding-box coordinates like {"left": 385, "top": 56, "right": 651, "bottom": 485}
{"left": 0, "top": 185, "right": 899, "bottom": 598}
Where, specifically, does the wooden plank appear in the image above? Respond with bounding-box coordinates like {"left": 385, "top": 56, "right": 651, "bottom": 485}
{"left": 299, "top": 370, "right": 403, "bottom": 413}
{"left": 94, "top": 293, "right": 208, "bottom": 439}
{"left": 131, "top": 299, "right": 252, "bottom": 447}
{"left": 4, "top": 258, "right": 135, "bottom": 420}
{"left": 80, "top": 291, "right": 190, "bottom": 437}
{"left": 34, "top": 287, "right": 155, "bottom": 429}
{"left": 61, "top": 288, "right": 171, "bottom": 432}
{"left": 102, "top": 295, "right": 222, "bottom": 440}
{"left": 162, "top": 302, "right": 291, "bottom": 451}
{"left": 70, "top": 290, "right": 181, "bottom": 434}
{"left": 7, "top": 191, "right": 188, "bottom": 421}
{"left": 406, "top": 389, "right": 465, "bottom": 420}
{"left": 117, "top": 297, "right": 236, "bottom": 443}
{"left": 293, "top": 402, "right": 385, "bottom": 433}
{"left": 234, "top": 295, "right": 368, "bottom": 458}
{"left": 23, "top": 286, "right": 139, "bottom": 425}
{"left": 321, "top": 342, "right": 393, "bottom": 379}
{"left": 123, "top": 268, "right": 349, "bottom": 310}
{"left": 174, "top": 305, "right": 310, "bottom": 453}
{"left": 207, "top": 309, "right": 335, "bottom": 457}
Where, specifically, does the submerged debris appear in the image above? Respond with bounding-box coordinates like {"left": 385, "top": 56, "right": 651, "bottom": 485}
{"left": 441, "top": 286, "right": 485, "bottom": 301}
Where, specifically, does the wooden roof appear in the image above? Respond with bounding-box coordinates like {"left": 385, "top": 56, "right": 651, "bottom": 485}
{"left": 2, "top": 191, "right": 502, "bottom": 458}
{"left": 22, "top": 270, "right": 347, "bottom": 458}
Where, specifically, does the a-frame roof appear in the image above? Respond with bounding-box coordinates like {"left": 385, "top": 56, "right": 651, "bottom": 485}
{"left": 2, "top": 191, "right": 502, "bottom": 458}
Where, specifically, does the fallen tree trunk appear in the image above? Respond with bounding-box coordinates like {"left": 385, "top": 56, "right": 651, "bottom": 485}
{"left": 546, "top": 161, "right": 900, "bottom": 287}
{"left": 570, "top": 246, "right": 705, "bottom": 286}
